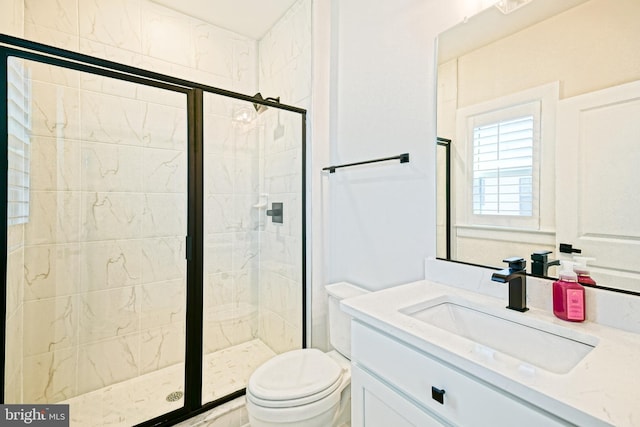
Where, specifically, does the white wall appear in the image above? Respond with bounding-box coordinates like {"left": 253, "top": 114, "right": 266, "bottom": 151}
{"left": 324, "top": 0, "right": 485, "bottom": 291}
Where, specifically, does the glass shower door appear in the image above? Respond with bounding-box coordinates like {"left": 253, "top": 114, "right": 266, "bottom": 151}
{"left": 201, "top": 92, "right": 304, "bottom": 402}
{"left": 4, "top": 55, "right": 189, "bottom": 426}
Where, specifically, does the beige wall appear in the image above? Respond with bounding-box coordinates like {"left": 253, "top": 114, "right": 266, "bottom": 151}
{"left": 437, "top": 0, "right": 640, "bottom": 266}
{"left": 457, "top": 0, "right": 640, "bottom": 107}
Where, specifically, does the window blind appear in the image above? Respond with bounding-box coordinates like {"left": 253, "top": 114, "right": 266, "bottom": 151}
{"left": 7, "top": 58, "right": 31, "bottom": 226}
{"left": 472, "top": 115, "right": 533, "bottom": 216}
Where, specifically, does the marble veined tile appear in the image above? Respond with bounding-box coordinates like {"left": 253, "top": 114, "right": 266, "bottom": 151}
{"left": 4, "top": 307, "right": 23, "bottom": 388}
{"left": 231, "top": 38, "right": 257, "bottom": 95}
{"left": 79, "top": 239, "right": 142, "bottom": 292}
{"left": 203, "top": 92, "right": 234, "bottom": 119}
{"left": 79, "top": 0, "right": 141, "bottom": 52}
{"left": 204, "top": 154, "right": 234, "bottom": 195}
{"left": 6, "top": 247, "right": 24, "bottom": 314}
{"left": 0, "top": 0, "right": 23, "bottom": 38}
{"left": 233, "top": 155, "right": 259, "bottom": 194}
{"left": 79, "top": 39, "right": 144, "bottom": 85}
{"left": 24, "top": 0, "right": 78, "bottom": 35}
{"left": 193, "top": 21, "right": 234, "bottom": 78}
{"left": 7, "top": 223, "right": 24, "bottom": 252}
{"left": 260, "top": 232, "right": 302, "bottom": 282}
{"left": 259, "top": 311, "right": 301, "bottom": 355}
{"left": 22, "top": 348, "right": 77, "bottom": 403}
{"left": 204, "top": 233, "right": 234, "bottom": 275}
{"left": 63, "top": 339, "right": 274, "bottom": 426}
{"left": 23, "top": 243, "right": 81, "bottom": 300}
{"left": 203, "top": 113, "right": 235, "bottom": 156}
{"left": 80, "top": 192, "right": 144, "bottom": 241}
{"left": 27, "top": 59, "right": 80, "bottom": 89}
{"left": 205, "top": 194, "right": 235, "bottom": 233}
{"left": 24, "top": 22, "right": 80, "bottom": 52}
{"left": 142, "top": 148, "right": 187, "bottom": 193}
{"left": 140, "top": 0, "right": 194, "bottom": 68}
{"left": 203, "top": 302, "right": 257, "bottom": 354}
{"left": 139, "top": 279, "right": 186, "bottom": 330}
{"left": 139, "top": 324, "right": 185, "bottom": 375}
{"left": 80, "top": 90, "right": 149, "bottom": 145}
{"left": 204, "top": 272, "right": 235, "bottom": 311}
{"left": 141, "top": 193, "right": 187, "bottom": 238}
{"left": 77, "top": 334, "right": 140, "bottom": 395}
{"left": 23, "top": 295, "right": 78, "bottom": 356}
{"left": 81, "top": 90, "right": 186, "bottom": 151}
{"left": 80, "top": 141, "right": 144, "bottom": 192}
{"left": 140, "top": 237, "right": 186, "bottom": 284}
{"left": 232, "top": 121, "right": 259, "bottom": 157}
{"left": 78, "top": 287, "right": 139, "bottom": 344}
{"left": 232, "top": 195, "right": 259, "bottom": 232}
{"left": 30, "top": 80, "right": 81, "bottom": 140}
{"left": 30, "top": 136, "right": 82, "bottom": 191}
{"left": 25, "top": 191, "right": 82, "bottom": 245}
{"left": 141, "top": 102, "right": 188, "bottom": 150}
{"left": 4, "top": 366, "right": 23, "bottom": 404}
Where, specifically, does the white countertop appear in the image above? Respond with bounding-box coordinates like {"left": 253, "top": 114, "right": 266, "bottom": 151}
{"left": 341, "top": 280, "right": 640, "bottom": 427}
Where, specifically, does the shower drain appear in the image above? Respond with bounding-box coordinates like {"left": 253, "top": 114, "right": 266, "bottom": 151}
{"left": 166, "top": 391, "right": 184, "bottom": 402}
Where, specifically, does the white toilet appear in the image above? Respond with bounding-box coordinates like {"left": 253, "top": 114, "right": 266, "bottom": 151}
{"left": 246, "top": 282, "right": 368, "bottom": 427}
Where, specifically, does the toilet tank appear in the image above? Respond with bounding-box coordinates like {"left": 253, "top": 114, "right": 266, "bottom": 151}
{"left": 325, "top": 282, "right": 369, "bottom": 359}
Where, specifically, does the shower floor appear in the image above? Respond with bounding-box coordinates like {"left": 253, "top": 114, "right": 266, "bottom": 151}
{"left": 62, "top": 339, "right": 276, "bottom": 427}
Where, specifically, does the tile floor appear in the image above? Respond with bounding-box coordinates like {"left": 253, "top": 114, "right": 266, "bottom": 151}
{"left": 62, "top": 339, "right": 275, "bottom": 426}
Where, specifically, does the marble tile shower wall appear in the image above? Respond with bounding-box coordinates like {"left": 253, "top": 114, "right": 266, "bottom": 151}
{"left": 3, "top": 0, "right": 260, "bottom": 403}
{"left": 256, "top": 0, "right": 311, "bottom": 353}
{"left": 20, "top": 66, "right": 189, "bottom": 403}
{"left": 202, "top": 101, "right": 261, "bottom": 355}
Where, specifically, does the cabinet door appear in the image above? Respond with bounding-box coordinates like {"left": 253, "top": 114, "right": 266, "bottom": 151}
{"left": 351, "top": 364, "right": 448, "bottom": 427}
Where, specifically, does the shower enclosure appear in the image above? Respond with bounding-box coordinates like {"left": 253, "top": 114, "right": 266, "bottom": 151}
{"left": 1, "top": 36, "right": 306, "bottom": 426}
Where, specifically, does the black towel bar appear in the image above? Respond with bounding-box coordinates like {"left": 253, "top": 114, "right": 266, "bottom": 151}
{"left": 323, "top": 153, "right": 409, "bottom": 173}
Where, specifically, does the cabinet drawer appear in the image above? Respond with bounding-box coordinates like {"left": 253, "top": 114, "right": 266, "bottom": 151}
{"left": 352, "top": 321, "right": 569, "bottom": 427}
{"left": 352, "top": 365, "right": 447, "bottom": 427}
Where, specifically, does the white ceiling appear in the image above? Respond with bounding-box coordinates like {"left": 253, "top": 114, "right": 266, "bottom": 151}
{"left": 150, "top": 0, "right": 300, "bottom": 39}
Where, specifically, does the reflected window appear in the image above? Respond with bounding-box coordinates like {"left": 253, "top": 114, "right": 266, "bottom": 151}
{"left": 461, "top": 97, "right": 544, "bottom": 230}
{"left": 472, "top": 114, "right": 534, "bottom": 216}
{"left": 7, "top": 58, "right": 31, "bottom": 225}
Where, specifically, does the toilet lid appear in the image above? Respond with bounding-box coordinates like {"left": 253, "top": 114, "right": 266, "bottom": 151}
{"left": 248, "top": 349, "right": 343, "bottom": 403}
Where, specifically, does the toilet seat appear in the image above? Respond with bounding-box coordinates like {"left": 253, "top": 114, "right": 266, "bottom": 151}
{"left": 247, "top": 349, "right": 344, "bottom": 408}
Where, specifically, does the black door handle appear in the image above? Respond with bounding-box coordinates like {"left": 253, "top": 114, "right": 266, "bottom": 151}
{"left": 431, "top": 386, "right": 445, "bottom": 404}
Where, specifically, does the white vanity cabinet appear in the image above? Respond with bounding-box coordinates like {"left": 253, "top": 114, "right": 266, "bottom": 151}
{"left": 350, "top": 321, "right": 570, "bottom": 427}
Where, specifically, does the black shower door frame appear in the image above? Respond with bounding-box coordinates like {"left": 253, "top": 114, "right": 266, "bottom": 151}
{"left": 0, "top": 34, "right": 307, "bottom": 427}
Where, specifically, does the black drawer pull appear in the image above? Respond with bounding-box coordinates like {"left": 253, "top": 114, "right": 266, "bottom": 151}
{"left": 431, "top": 386, "right": 445, "bottom": 404}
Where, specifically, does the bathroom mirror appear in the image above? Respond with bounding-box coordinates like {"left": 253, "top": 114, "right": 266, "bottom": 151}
{"left": 436, "top": 0, "right": 640, "bottom": 294}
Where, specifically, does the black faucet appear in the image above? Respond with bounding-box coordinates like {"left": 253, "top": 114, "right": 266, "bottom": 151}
{"left": 531, "top": 250, "right": 560, "bottom": 277}
{"left": 491, "top": 257, "right": 528, "bottom": 312}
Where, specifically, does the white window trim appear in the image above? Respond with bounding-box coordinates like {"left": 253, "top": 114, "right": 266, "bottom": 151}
{"left": 454, "top": 82, "right": 558, "bottom": 233}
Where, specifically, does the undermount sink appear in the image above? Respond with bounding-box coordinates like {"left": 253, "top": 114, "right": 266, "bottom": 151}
{"left": 400, "top": 296, "right": 598, "bottom": 374}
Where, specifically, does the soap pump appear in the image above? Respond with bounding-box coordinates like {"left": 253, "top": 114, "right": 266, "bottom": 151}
{"left": 552, "top": 261, "right": 585, "bottom": 322}
{"left": 573, "top": 256, "right": 597, "bottom": 286}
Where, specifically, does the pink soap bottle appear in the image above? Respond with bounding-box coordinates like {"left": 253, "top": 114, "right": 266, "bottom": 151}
{"left": 573, "top": 256, "right": 597, "bottom": 286}
{"left": 552, "top": 267, "right": 585, "bottom": 322}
